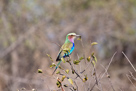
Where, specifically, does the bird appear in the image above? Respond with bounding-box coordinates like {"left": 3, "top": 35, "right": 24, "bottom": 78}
{"left": 52, "top": 33, "right": 80, "bottom": 75}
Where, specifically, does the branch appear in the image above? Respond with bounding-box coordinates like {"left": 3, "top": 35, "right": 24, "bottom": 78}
{"left": 129, "top": 71, "right": 136, "bottom": 81}
{"left": 126, "top": 74, "right": 136, "bottom": 89}
{"left": 74, "top": 81, "right": 78, "bottom": 91}
{"left": 80, "top": 58, "right": 93, "bottom": 74}
{"left": 57, "top": 78, "right": 65, "bottom": 91}
{"left": 88, "top": 52, "right": 117, "bottom": 91}
{"left": 101, "top": 64, "right": 115, "bottom": 91}
{"left": 80, "top": 39, "right": 86, "bottom": 64}
{"left": 67, "top": 61, "right": 83, "bottom": 81}
{"left": 101, "top": 52, "right": 117, "bottom": 78}
{"left": 122, "top": 52, "right": 136, "bottom": 73}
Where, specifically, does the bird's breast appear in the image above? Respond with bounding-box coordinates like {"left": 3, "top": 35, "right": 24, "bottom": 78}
{"left": 70, "top": 43, "right": 75, "bottom": 54}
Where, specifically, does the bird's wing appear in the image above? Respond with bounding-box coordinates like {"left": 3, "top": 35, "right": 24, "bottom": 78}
{"left": 56, "top": 42, "right": 73, "bottom": 61}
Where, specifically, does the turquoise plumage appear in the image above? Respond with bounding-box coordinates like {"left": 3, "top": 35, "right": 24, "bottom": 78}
{"left": 52, "top": 33, "right": 80, "bottom": 75}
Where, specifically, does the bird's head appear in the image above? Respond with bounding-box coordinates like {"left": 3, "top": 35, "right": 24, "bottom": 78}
{"left": 66, "top": 33, "right": 81, "bottom": 43}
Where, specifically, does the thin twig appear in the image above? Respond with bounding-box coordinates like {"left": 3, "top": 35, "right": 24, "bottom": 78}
{"left": 129, "top": 71, "right": 136, "bottom": 80}
{"left": 122, "top": 52, "right": 136, "bottom": 73}
{"left": 77, "top": 54, "right": 82, "bottom": 73}
{"left": 80, "top": 58, "right": 93, "bottom": 74}
{"left": 92, "top": 62, "right": 98, "bottom": 85}
{"left": 119, "top": 88, "right": 124, "bottom": 91}
{"left": 91, "top": 62, "right": 103, "bottom": 91}
{"left": 126, "top": 73, "right": 136, "bottom": 89}
{"left": 89, "top": 82, "right": 96, "bottom": 91}
{"left": 98, "top": 78, "right": 103, "bottom": 91}
{"left": 74, "top": 81, "right": 78, "bottom": 91}
{"left": 69, "top": 88, "right": 73, "bottom": 91}
{"left": 101, "top": 52, "right": 117, "bottom": 78}
{"left": 88, "top": 52, "right": 117, "bottom": 91}
{"left": 68, "top": 61, "right": 83, "bottom": 81}
{"left": 80, "top": 39, "right": 86, "bottom": 64}
{"left": 101, "top": 65, "right": 115, "bottom": 91}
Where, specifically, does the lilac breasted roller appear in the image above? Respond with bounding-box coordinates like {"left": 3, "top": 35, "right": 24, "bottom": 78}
{"left": 52, "top": 33, "right": 80, "bottom": 75}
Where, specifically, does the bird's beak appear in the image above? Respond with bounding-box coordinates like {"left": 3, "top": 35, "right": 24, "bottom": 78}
{"left": 76, "top": 35, "right": 81, "bottom": 40}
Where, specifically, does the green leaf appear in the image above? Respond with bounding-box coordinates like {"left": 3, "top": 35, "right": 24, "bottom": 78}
{"left": 91, "top": 42, "right": 98, "bottom": 46}
{"left": 56, "top": 70, "right": 60, "bottom": 74}
{"left": 61, "top": 75, "right": 66, "bottom": 81}
{"left": 65, "top": 69, "right": 69, "bottom": 74}
{"left": 61, "top": 57, "right": 65, "bottom": 63}
{"left": 67, "top": 78, "right": 73, "bottom": 85}
{"left": 50, "top": 63, "right": 56, "bottom": 68}
{"left": 58, "top": 65, "right": 64, "bottom": 70}
{"left": 79, "top": 57, "right": 84, "bottom": 60}
{"left": 91, "top": 53, "right": 97, "bottom": 63}
{"left": 46, "top": 54, "right": 53, "bottom": 62}
{"left": 94, "top": 56, "right": 97, "bottom": 62}
{"left": 92, "top": 61, "right": 95, "bottom": 66}
{"left": 87, "top": 56, "right": 91, "bottom": 62}
{"left": 91, "top": 52, "right": 94, "bottom": 56}
{"left": 38, "top": 69, "right": 43, "bottom": 73}
{"left": 73, "top": 60, "right": 80, "bottom": 65}
{"left": 56, "top": 81, "right": 61, "bottom": 88}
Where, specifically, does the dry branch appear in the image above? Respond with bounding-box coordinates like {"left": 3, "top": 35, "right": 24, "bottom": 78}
{"left": 122, "top": 52, "right": 136, "bottom": 73}
{"left": 88, "top": 52, "right": 117, "bottom": 91}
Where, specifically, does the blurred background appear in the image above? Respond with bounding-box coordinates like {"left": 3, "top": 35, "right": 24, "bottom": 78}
{"left": 0, "top": 0, "right": 136, "bottom": 91}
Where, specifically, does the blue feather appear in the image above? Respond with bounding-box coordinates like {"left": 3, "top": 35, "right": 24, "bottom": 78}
{"left": 70, "top": 43, "right": 74, "bottom": 54}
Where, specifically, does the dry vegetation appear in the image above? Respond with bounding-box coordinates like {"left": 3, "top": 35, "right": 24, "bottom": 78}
{"left": 0, "top": 0, "right": 136, "bottom": 91}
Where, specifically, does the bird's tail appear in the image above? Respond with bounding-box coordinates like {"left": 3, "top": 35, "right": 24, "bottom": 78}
{"left": 52, "top": 60, "right": 62, "bottom": 75}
